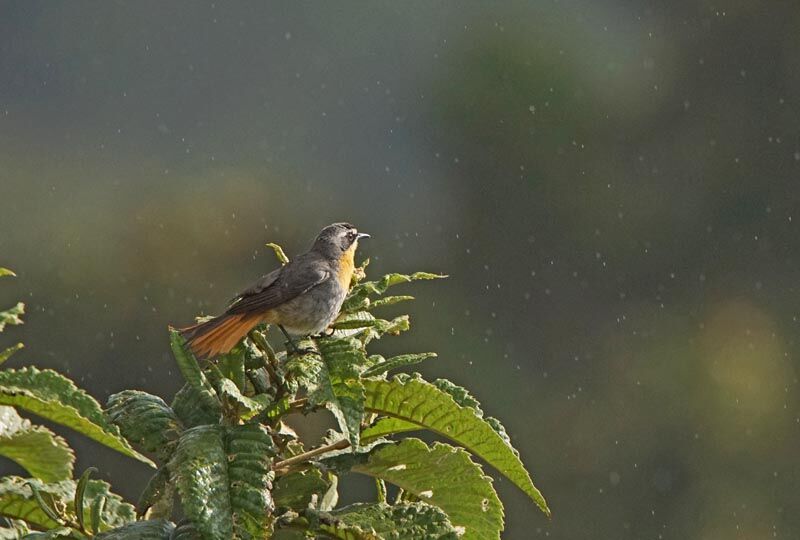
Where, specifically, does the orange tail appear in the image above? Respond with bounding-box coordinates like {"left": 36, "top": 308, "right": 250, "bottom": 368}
{"left": 179, "top": 313, "right": 262, "bottom": 359}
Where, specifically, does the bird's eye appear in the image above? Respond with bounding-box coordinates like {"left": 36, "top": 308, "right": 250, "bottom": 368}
{"left": 347, "top": 231, "right": 356, "bottom": 240}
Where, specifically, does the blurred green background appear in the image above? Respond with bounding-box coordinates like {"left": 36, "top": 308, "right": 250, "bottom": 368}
{"left": 2, "top": 2, "right": 800, "bottom": 538}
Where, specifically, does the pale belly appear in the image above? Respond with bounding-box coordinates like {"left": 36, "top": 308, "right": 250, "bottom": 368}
{"left": 272, "top": 279, "right": 347, "bottom": 336}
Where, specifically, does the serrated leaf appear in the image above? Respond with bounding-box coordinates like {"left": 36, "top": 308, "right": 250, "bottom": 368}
{"left": 0, "top": 477, "right": 134, "bottom": 532}
{"left": 274, "top": 513, "right": 379, "bottom": 540}
{"left": 106, "top": 391, "right": 183, "bottom": 457}
{"left": 286, "top": 338, "right": 366, "bottom": 448}
{"left": 0, "top": 406, "right": 74, "bottom": 481}
{"left": 168, "top": 426, "right": 231, "bottom": 540}
{"left": 95, "top": 519, "right": 175, "bottom": 539}
{"left": 331, "top": 318, "right": 380, "bottom": 331}
{"left": 273, "top": 469, "right": 330, "bottom": 511}
{"left": 361, "top": 353, "right": 437, "bottom": 377}
{"left": 137, "top": 467, "right": 174, "bottom": 520}
{"left": 359, "top": 376, "right": 549, "bottom": 516}
{"left": 27, "top": 480, "right": 63, "bottom": 525}
{"left": 0, "top": 303, "right": 24, "bottom": 333}
{"left": 170, "top": 520, "right": 202, "bottom": 540}
{"left": 330, "top": 439, "right": 502, "bottom": 540}
{"left": 0, "top": 367, "right": 154, "bottom": 467}
{"left": 353, "top": 273, "right": 445, "bottom": 297}
{"left": 333, "top": 312, "right": 410, "bottom": 344}
{"left": 0, "top": 343, "right": 23, "bottom": 366}
{"left": 329, "top": 502, "right": 459, "bottom": 540}
{"left": 320, "top": 339, "right": 367, "bottom": 449}
{"left": 341, "top": 272, "right": 444, "bottom": 315}
{"left": 372, "top": 316, "right": 410, "bottom": 337}
{"left": 367, "top": 295, "right": 415, "bottom": 309}
{"left": 81, "top": 479, "right": 137, "bottom": 531}
{"left": 226, "top": 424, "right": 276, "bottom": 538}
{"left": 272, "top": 468, "right": 338, "bottom": 513}
{"left": 331, "top": 311, "right": 376, "bottom": 339}
{"left": 215, "top": 377, "right": 267, "bottom": 420}
{"left": 168, "top": 331, "right": 222, "bottom": 415}
{"left": 18, "top": 527, "right": 74, "bottom": 539}
{"left": 168, "top": 424, "right": 275, "bottom": 540}
{"left": 171, "top": 384, "right": 221, "bottom": 428}
{"left": 217, "top": 347, "right": 246, "bottom": 390}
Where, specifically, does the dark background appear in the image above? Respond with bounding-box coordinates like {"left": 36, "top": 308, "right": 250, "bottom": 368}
{"left": 2, "top": 2, "right": 800, "bottom": 538}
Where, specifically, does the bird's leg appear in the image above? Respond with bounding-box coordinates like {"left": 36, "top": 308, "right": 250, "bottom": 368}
{"left": 278, "top": 325, "right": 319, "bottom": 356}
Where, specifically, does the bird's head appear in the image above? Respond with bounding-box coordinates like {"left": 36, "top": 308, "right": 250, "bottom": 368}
{"left": 311, "top": 222, "right": 369, "bottom": 259}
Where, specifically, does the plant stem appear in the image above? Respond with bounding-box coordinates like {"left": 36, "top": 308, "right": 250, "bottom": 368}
{"left": 248, "top": 329, "right": 283, "bottom": 396}
{"left": 249, "top": 329, "right": 278, "bottom": 364}
{"left": 272, "top": 439, "right": 350, "bottom": 473}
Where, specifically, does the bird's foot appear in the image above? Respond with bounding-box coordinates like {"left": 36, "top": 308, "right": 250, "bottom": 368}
{"left": 288, "top": 345, "right": 320, "bottom": 357}
{"left": 313, "top": 328, "right": 336, "bottom": 339}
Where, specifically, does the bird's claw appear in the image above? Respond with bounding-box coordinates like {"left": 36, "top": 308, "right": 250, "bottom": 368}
{"left": 290, "top": 346, "right": 320, "bottom": 356}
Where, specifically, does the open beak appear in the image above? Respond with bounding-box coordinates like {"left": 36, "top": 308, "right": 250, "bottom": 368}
{"left": 356, "top": 232, "right": 370, "bottom": 240}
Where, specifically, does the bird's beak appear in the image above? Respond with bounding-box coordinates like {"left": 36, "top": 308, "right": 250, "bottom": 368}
{"left": 356, "top": 232, "right": 370, "bottom": 240}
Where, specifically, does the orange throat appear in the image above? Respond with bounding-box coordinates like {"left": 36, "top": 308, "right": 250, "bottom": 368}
{"left": 336, "top": 241, "right": 357, "bottom": 290}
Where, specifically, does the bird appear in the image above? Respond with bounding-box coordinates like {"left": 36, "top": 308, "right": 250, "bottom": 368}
{"left": 178, "top": 222, "right": 369, "bottom": 359}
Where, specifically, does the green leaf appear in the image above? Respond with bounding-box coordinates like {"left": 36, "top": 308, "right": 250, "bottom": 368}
{"left": 0, "top": 406, "right": 74, "bottom": 482}
{"left": 341, "top": 272, "right": 444, "bottom": 315}
{"left": 137, "top": 467, "right": 174, "bottom": 520}
{"left": 273, "top": 469, "right": 332, "bottom": 512}
{"left": 0, "top": 303, "right": 24, "bottom": 333}
{"left": 168, "top": 426, "right": 231, "bottom": 540}
{"left": 0, "top": 367, "right": 154, "bottom": 467}
{"left": 265, "top": 243, "right": 290, "bottom": 265}
{"left": 95, "top": 519, "right": 175, "bottom": 539}
{"left": 217, "top": 348, "right": 246, "bottom": 391}
{"left": 26, "top": 480, "right": 63, "bottom": 526}
{"left": 18, "top": 528, "right": 74, "bottom": 539}
{"left": 358, "top": 417, "right": 418, "bottom": 440}
{"left": 319, "top": 339, "right": 367, "bottom": 449}
{"left": 330, "top": 439, "right": 502, "bottom": 540}
{"left": 369, "top": 316, "right": 411, "bottom": 340}
{"left": 0, "top": 477, "right": 134, "bottom": 532}
{"left": 331, "top": 318, "right": 380, "bottom": 331}
{"left": 171, "top": 384, "right": 222, "bottom": 428}
{"left": 226, "top": 424, "right": 276, "bottom": 538}
{"left": 331, "top": 311, "right": 376, "bottom": 339}
{"left": 361, "top": 353, "right": 437, "bottom": 377}
{"left": 286, "top": 338, "right": 367, "bottom": 448}
{"left": 169, "top": 521, "right": 202, "bottom": 540}
{"left": 168, "top": 424, "right": 275, "bottom": 540}
{"left": 360, "top": 376, "right": 549, "bottom": 516}
{"left": 168, "top": 331, "right": 222, "bottom": 416}
{"left": 273, "top": 469, "right": 329, "bottom": 510}
{"left": 274, "top": 512, "right": 379, "bottom": 540}
{"left": 367, "top": 295, "right": 415, "bottom": 309}
{"left": 329, "top": 502, "right": 459, "bottom": 540}
{"left": 82, "top": 479, "right": 136, "bottom": 532}
{"left": 90, "top": 494, "right": 106, "bottom": 534}
{"left": 74, "top": 467, "right": 98, "bottom": 532}
{"left": 0, "top": 268, "right": 16, "bottom": 278}
{"left": 106, "top": 391, "right": 183, "bottom": 456}
{"left": 0, "top": 343, "right": 24, "bottom": 366}
{"left": 215, "top": 376, "right": 268, "bottom": 420}
{"left": 353, "top": 273, "right": 445, "bottom": 297}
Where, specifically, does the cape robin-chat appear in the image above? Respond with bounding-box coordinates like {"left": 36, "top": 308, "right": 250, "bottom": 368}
{"left": 179, "top": 222, "right": 369, "bottom": 358}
